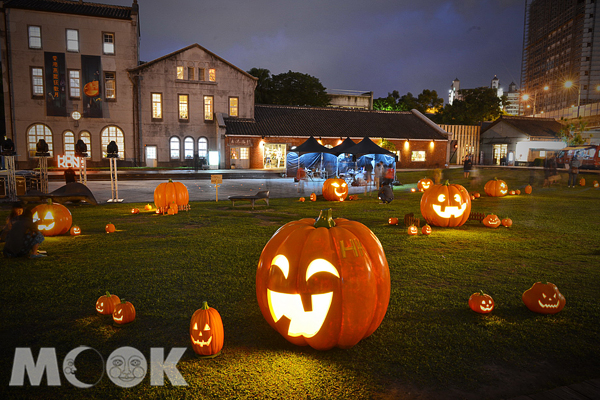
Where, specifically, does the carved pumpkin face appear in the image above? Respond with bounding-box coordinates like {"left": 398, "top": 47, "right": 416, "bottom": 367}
{"left": 388, "top": 217, "right": 399, "bottom": 225}
{"left": 525, "top": 185, "right": 533, "bottom": 194}
{"left": 407, "top": 225, "right": 418, "bottom": 235}
{"left": 112, "top": 300, "right": 136, "bottom": 324}
{"left": 420, "top": 181, "right": 471, "bottom": 227}
{"left": 501, "top": 217, "right": 513, "bottom": 228}
{"left": 299, "top": 197, "right": 305, "bottom": 202}
{"left": 421, "top": 224, "right": 432, "bottom": 235}
{"left": 417, "top": 178, "right": 433, "bottom": 192}
{"left": 484, "top": 178, "right": 508, "bottom": 197}
{"left": 190, "top": 301, "right": 224, "bottom": 357}
{"left": 322, "top": 178, "right": 349, "bottom": 201}
{"left": 593, "top": 180, "right": 599, "bottom": 188}
{"left": 310, "top": 193, "right": 317, "bottom": 202}
{"left": 131, "top": 208, "right": 140, "bottom": 214}
{"left": 522, "top": 282, "right": 566, "bottom": 314}
{"left": 70, "top": 226, "right": 81, "bottom": 236}
{"left": 105, "top": 223, "right": 116, "bottom": 233}
{"left": 468, "top": 292, "right": 494, "bottom": 314}
{"left": 482, "top": 214, "right": 501, "bottom": 228}
{"left": 84, "top": 80, "right": 99, "bottom": 97}
{"left": 32, "top": 202, "right": 72, "bottom": 236}
{"left": 509, "top": 190, "right": 516, "bottom": 195}
{"left": 96, "top": 292, "right": 120, "bottom": 315}
{"left": 256, "top": 209, "right": 391, "bottom": 350}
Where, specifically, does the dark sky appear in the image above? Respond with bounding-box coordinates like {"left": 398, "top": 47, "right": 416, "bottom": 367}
{"left": 102, "top": 0, "right": 526, "bottom": 103}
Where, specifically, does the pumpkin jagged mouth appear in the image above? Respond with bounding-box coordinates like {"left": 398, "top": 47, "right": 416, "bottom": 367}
{"left": 267, "top": 289, "right": 333, "bottom": 338}
{"left": 191, "top": 336, "right": 212, "bottom": 347}
{"left": 432, "top": 203, "right": 467, "bottom": 218}
{"left": 38, "top": 222, "right": 55, "bottom": 231}
{"left": 480, "top": 305, "right": 493, "bottom": 312}
{"left": 538, "top": 300, "right": 560, "bottom": 308}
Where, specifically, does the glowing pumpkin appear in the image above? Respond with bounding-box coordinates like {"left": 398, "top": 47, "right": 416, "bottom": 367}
{"left": 579, "top": 178, "right": 586, "bottom": 186}
{"left": 420, "top": 181, "right": 471, "bottom": 227}
{"left": 388, "top": 217, "right": 399, "bottom": 225}
{"left": 417, "top": 178, "right": 434, "bottom": 192}
{"left": 525, "top": 185, "right": 533, "bottom": 194}
{"left": 468, "top": 291, "right": 494, "bottom": 314}
{"left": 190, "top": 301, "right": 224, "bottom": 357}
{"left": 299, "top": 197, "right": 305, "bottom": 202}
{"left": 509, "top": 190, "right": 516, "bottom": 195}
{"left": 473, "top": 192, "right": 481, "bottom": 199}
{"left": 410, "top": 188, "right": 416, "bottom": 193}
{"left": 32, "top": 202, "right": 72, "bottom": 236}
{"left": 145, "top": 204, "right": 153, "bottom": 211}
{"left": 594, "top": 180, "right": 599, "bottom": 188}
{"left": 310, "top": 193, "right": 317, "bottom": 202}
{"left": 421, "top": 224, "right": 432, "bottom": 235}
{"left": 322, "top": 178, "right": 349, "bottom": 201}
{"left": 70, "top": 226, "right": 81, "bottom": 236}
{"left": 83, "top": 80, "right": 99, "bottom": 97}
{"left": 522, "top": 282, "right": 565, "bottom": 314}
{"left": 484, "top": 178, "right": 508, "bottom": 197}
{"left": 407, "top": 225, "right": 418, "bottom": 235}
{"left": 131, "top": 208, "right": 140, "bottom": 214}
{"left": 482, "top": 214, "right": 501, "bottom": 228}
{"left": 256, "top": 209, "right": 391, "bottom": 350}
{"left": 501, "top": 217, "right": 513, "bottom": 228}
{"left": 96, "top": 291, "right": 120, "bottom": 315}
{"left": 105, "top": 223, "right": 116, "bottom": 233}
{"left": 113, "top": 300, "right": 136, "bottom": 324}
{"left": 154, "top": 179, "right": 190, "bottom": 214}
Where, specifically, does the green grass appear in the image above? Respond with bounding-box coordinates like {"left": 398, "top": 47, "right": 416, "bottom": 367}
{"left": 1, "top": 168, "right": 599, "bottom": 399}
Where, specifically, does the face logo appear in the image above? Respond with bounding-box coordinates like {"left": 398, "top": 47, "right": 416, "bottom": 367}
{"left": 33, "top": 210, "right": 55, "bottom": 231}
{"left": 267, "top": 255, "right": 340, "bottom": 338}
{"left": 499, "top": 183, "right": 507, "bottom": 195}
{"left": 432, "top": 193, "right": 468, "bottom": 218}
{"left": 107, "top": 347, "right": 147, "bottom": 388}
{"left": 191, "top": 322, "right": 213, "bottom": 347}
{"left": 422, "top": 182, "right": 430, "bottom": 189}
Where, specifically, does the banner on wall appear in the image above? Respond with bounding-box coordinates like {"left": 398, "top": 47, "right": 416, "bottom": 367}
{"left": 81, "top": 55, "right": 103, "bottom": 118}
{"left": 44, "top": 52, "right": 67, "bottom": 116}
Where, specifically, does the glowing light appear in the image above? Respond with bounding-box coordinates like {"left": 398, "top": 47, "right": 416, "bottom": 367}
{"left": 432, "top": 203, "right": 467, "bottom": 218}
{"left": 271, "top": 255, "right": 290, "bottom": 279}
{"left": 404, "top": 141, "right": 409, "bottom": 150}
{"left": 306, "top": 259, "right": 340, "bottom": 280}
{"left": 565, "top": 80, "right": 574, "bottom": 89}
{"left": 430, "top": 141, "right": 434, "bottom": 149}
{"left": 267, "top": 290, "right": 333, "bottom": 338}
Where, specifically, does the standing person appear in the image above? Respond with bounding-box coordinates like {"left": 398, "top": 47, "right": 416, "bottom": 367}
{"left": 568, "top": 152, "right": 581, "bottom": 187}
{"left": 463, "top": 155, "right": 472, "bottom": 179}
{"left": 374, "top": 162, "right": 384, "bottom": 189}
{"left": 383, "top": 164, "right": 395, "bottom": 187}
{"left": 3, "top": 207, "right": 46, "bottom": 258}
{"left": 296, "top": 164, "right": 306, "bottom": 193}
{"left": 64, "top": 167, "right": 76, "bottom": 183}
{"left": 433, "top": 163, "right": 442, "bottom": 184}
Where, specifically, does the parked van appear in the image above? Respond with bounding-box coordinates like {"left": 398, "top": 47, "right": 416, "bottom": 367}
{"left": 556, "top": 145, "right": 600, "bottom": 169}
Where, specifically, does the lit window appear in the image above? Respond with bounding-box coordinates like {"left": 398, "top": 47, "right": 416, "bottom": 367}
{"left": 103, "top": 33, "right": 115, "bottom": 54}
{"left": 170, "top": 137, "right": 180, "bottom": 159}
{"left": 27, "top": 124, "right": 53, "bottom": 158}
{"left": 28, "top": 26, "right": 42, "bottom": 49}
{"left": 209, "top": 68, "right": 216, "bottom": 82}
{"left": 177, "top": 66, "right": 184, "bottom": 80}
{"left": 152, "top": 93, "right": 162, "bottom": 119}
{"left": 179, "top": 94, "right": 189, "bottom": 120}
{"left": 31, "top": 68, "right": 44, "bottom": 97}
{"left": 199, "top": 68, "right": 205, "bottom": 81}
{"left": 80, "top": 131, "right": 91, "bottom": 158}
{"left": 198, "top": 137, "right": 208, "bottom": 157}
{"left": 104, "top": 72, "right": 116, "bottom": 100}
{"left": 66, "top": 29, "right": 79, "bottom": 52}
{"left": 411, "top": 151, "right": 426, "bottom": 162}
{"left": 101, "top": 126, "right": 124, "bottom": 159}
{"left": 69, "top": 70, "right": 80, "bottom": 98}
{"left": 188, "top": 67, "right": 194, "bottom": 80}
{"left": 64, "top": 131, "right": 75, "bottom": 157}
{"left": 204, "top": 96, "right": 213, "bottom": 120}
{"left": 229, "top": 97, "right": 238, "bottom": 117}
{"left": 184, "top": 137, "right": 194, "bottom": 159}
{"left": 240, "top": 147, "right": 249, "bottom": 160}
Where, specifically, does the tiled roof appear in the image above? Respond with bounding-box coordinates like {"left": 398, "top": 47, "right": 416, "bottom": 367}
{"left": 224, "top": 105, "right": 449, "bottom": 140}
{"left": 482, "top": 116, "right": 562, "bottom": 138}
{"left": 3, "top": 0, "right": 134, "bottom": 20}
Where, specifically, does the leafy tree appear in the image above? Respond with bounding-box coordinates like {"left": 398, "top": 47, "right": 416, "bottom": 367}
{"left": 434, "top": 87, "right": 507, "bottom": 125}
{"left": 247, "top": 67, "right": 273, "bottom": 104}
{"left": 378, "top": 139, "right": 397, "bottom": 151}
{"left": 373, "top": 90, "right": 408, "bottom": 111}
{"left": 373, "top": 89, "right": 443, "bottom": 114}
{"left": 270, "top": 71, "right": 330, "bottom": 107}
{"left": 559, "top": 117, "right": 588, "bottom": 146}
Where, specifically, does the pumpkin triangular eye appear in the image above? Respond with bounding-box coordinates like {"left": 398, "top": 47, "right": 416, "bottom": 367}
{"left": 44, "top": 211, "right": 53, "bottom": 219}
{"left": 542, "top": 293, "right": 547, "bottom": 299}
{"left": 204, "top": 323, "right": 210, "bottom": 331}
{"left": 193, "top": 322, "right": 198, "bottom": 330}
{"left": 33, "top": 212, "right": 40, "bottom": 222}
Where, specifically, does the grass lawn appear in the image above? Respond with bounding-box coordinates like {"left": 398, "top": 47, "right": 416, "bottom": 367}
{"left": 1, "top": 168, "right": 599, "bottom": 399}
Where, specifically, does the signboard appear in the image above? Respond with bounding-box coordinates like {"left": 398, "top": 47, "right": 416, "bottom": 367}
{"left": 44, "top": 52, "right": 67, "bottom": 116}
{"left": 81, "top": 55, "right": 103, "bottom": 118}
{"left": 56, "top": 155, "right": 82, "bottom": 169}
{"left": 211, "top": 175, "right": 222, "bottom": 184}
{"left": 229, "top": 138, "right": 253, "bottom": 146}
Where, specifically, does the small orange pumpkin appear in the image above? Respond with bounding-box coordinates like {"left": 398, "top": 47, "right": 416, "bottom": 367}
{"left": 96, "top": 291, "right": 120, "bottom": 315}
{"left": 579, "top": 178, "right": 586, "bottom": 186}
{"left": 484, "top": 178, "right": 508, "bottom": 197}
{"left": 299, "top": 197, "right": 305, "bottom": 202}
{"left": 501, "top": 217, "right": 513, "bottom": 228}
{"left": 131, "top": 208, "right": 140, "bottom": 214}
{"left": 468, "top": 291, "right": 494, "bottom": 314}
{"left": 407, "top": 225, "right": 418, "bottom": 235}
{"left": 70, "top": 226, "right": 81, "bottom": 236}
{"left": 522, "top": 282, "right": 565, "bottom": 314}
{"left": 417, "top": 178, "right": 434, "bottom": 192}
{"left": 145, "top": 204, "right": 153, "bottom": 211}
{"left": 190, "top": 301, "right": 224, "bottom": 357}
{"left": 515, "top": 189, "right": 521, "bottom": 195}
{"left": 421, "top": 224, "right": 432, "bottom": 235}
{"left": 593, "top": 180, "right": 599, "bottom": 188}
{"left": 113, "top": 300, "right": 136, "bottom": 324}
{"left": 105, "top": 223, "right": 116, "bottom": 233}
{"left": 388, "top": 217, "right": 399, "bottom": 225}
{"left": 509, "top": 190, "right": 516, "bottom": 195}
{"left": 322, "top": 177, "right": 349, "bottom": 201}
{"left": 310, "top": 193, "right": 317, "bottom": 201}
{"left": 525, "top": 185, "right": 532, "bottom": 194}
{"left": 482, "top": 214, "right": 501, "bottom": 228}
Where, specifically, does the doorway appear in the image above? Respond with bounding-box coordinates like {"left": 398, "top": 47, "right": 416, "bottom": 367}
{"left": 145, "top": 146, "right": 157, "bottom": 167}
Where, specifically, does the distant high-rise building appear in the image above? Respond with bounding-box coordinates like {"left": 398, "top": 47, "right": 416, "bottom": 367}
{"left": 447, "top": 76, "right": 504, "bottom": 107}
{"left": 521, "top": 0, "right": 600, "bottom": 116}
{"left": 505, "top": 82, "right": 522, "bottom": 116}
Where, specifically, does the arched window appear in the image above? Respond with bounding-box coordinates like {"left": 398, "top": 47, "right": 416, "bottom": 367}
{"left": 27, "top": 124, "right": 53, "bottom": 158}
{"left": 101, "top": 126, "right": 124, "bottom": 159}
{"left": 198, "top": 137, "right": 208, "bottom": 158}
{"left": 79, "top": 131, "right": 91, "bottom": 158}
{"left": 170, "top": 137, "right": 180, "bottom": 160}
{"left": 184, "top": 137, "right": 194, "bottom": 159}
{"left": 64, "top": 131, "right": 75, "bottom": 157}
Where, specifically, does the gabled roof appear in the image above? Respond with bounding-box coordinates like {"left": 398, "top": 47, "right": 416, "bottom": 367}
{"left": 3, "top": 0, "right": 134, "bottom": 20}
{"left": 128, "top": 43, "right": 258, "bottom": 81}
{"left": 481, "top": 115, "right": 562, "bottom": 138}
{"left": 224, "top": 105, "right": 449, "bottom": 140}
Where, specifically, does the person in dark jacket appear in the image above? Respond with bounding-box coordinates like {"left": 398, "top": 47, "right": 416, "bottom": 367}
{"left": 568, "top": 152, "right": 581, "bottom": 187}
{"left": 3, "top": 207, "right": 46, "bottom": 258}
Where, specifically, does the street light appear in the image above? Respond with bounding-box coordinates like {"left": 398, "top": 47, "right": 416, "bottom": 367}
{"left": 521, "top": 85, "right": 549, "bottom": 116}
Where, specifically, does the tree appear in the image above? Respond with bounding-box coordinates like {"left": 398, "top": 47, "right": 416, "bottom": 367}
{"left": 247, "top": 67, "right": 273, "bottom": 104}
{"left": 559, "top": 117, "right": 588, "bottom": 146}
{"left": 378, "top": 139, "right": 396, "bottom": 152}
{"left": 270, "top": 71, "right": 330, "bottom": 107}
{"left": 434, "top": 87, "right": 507, "bottom": 125}
{"left": 373, "top": 89, "right": 443, "bottom": 113}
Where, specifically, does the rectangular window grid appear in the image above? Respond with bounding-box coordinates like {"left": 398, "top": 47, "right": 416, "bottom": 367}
{"left": 28, "top": 26, "right": 42, "bottom": 49}
{"left": 177, "top": 66, "right": 184, "bottom": 80}
{"left": 152, "top": 93, "right": 162, "bottom": 119}
{"left": 103, "top": 33, "right": 115, "bottom": 54}
{"left": 69, "top": 70, "right": 80, "bottom": 98}
{"left": 179, "top": 95, "right": 189, "bottom": 120}
{"left": 229, "top": 97, "right": 239, "bottom": 117}
{"left": 204, "top": 96, "right": 213, "bottom": 120}
{"left": 66, "top": 29, "right": 79, "bottom": 52}
{"left": 209, "top": 68, "right": 216, "bottom": 82}
{"left": 105, "top": 72, "right": 116, "bottom": 100}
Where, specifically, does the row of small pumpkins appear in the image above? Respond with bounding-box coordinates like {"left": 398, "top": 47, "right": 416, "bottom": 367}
{"left": 470, "top": 282, "right": 565, "bottom": 315}
{"left": 417, "top": 177, "right": 533, "bottom": 198}
{"left": 95, "top": 292, "right": 224, "bottom": 357}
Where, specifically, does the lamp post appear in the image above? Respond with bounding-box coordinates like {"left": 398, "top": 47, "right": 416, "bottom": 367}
{"left": 521, "top": 85, "right": 549, "bottom": 116}
{"left": 564, "top": 80, "right": 581, "bottom": 118}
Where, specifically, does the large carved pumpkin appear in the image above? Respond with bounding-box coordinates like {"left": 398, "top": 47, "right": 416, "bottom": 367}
{"left": 113, "top": 300, "right": 136, "bottom": 324}
{"left": 322, "top": 178, "right": 349, "bottom": 201}
{"left": 484, "top": 178, "right": 508, "bottom": 197}
{"left": 522, "top": 282, "right": 565, "bottom": 314}
{"left": 256, "top": 209, "right": 391, "bottom": 350}
{"left": 96, "top": 291, "right": 120, "bottom": 315}
{"left": 190, "top": 301, "right": 224, "bottom": 357}
{"left": 154, "top": 179, "right": 189, "bottom": 213}
{"left": 32, "top": 201, "right": 72, "bottom": 236}
{"left": 420, "top": 181, "right": 471, "bottom": 227}
{"left": 83, "top": 80, "right": 99, "bottom": 97}
{"left": 417, "top": 178, "right": 434, "bottom": 192}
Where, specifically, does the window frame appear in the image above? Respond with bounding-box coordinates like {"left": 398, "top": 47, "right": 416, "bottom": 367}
{"left": 199, "top": 68, "right": 205, "bottom": 81}
{"left": 177, "top": 66, "right": 184, "bottom": 80}
{"left": 208, "top": 68, "right": 216, "bottom": 82}
{"left": 411, "top": 151, "right": 426, "bottom": 162}
{"left": 63, "top": 130, "right": 75, "bottom": 157}
{"left": 79, "top": 131, "right": 91, "bottom": 159}
{"left": 28, "top": 25, "right": 42, "bottom": 49}
{"left": 151, "top": 92, "right": 163, "bottom": 121}
{"left": 229, "top": 96, "right": 239, "bottom": 117}
{"left": 66, "top": 29, "right": 79, "bottom": 53}
{"left": 178, "top": 94, "right": 189, "bottom": 122}
{"left": 102, "top": 32, "right": 115, "bottom": 55}
{"left": 31, "top": 67, "right": 44, "bottom": 98}
{"left": 101, "top": 126, "right": 125, "bottom": 159}
{"left": 170, "top": 136, "right": 181, "bottom": 160}
{"left": 198, "top": 137, "right": 208, "bottom": 158}
{"left": 184, "top": 137, "right": 194, "bottom": 159}
{"left": 68, "top": 69, "right": 81, "bottom": 99}
{"left": 204, "top": 95, "right": 214, "bottom": 121}
{"left": 27, "top": 124, "right": 53, "bottom": 158}
{"left": 104, "top": 71, "right": 116, "bottom": 101}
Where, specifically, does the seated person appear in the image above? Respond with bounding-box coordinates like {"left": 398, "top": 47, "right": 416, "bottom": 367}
{"left": 3, "top": 207, "right": 46, "bottom": 258}
{"left": 378, "top": 183, "right": 394, "bottom": 204}
{"left": 1, "top": 202, "right": 24, "bottom": 242}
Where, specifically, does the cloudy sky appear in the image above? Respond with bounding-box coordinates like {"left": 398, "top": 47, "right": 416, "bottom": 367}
{"left": 102, "top": 0, "right": 525, "bottom": 102}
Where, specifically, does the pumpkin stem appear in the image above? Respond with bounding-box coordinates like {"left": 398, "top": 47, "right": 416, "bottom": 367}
{"left": 201, "top": 301, "right": 209, "bottom": 310}
{"left": 479, "top": 290, "right": 486, "bottom": 296}
{"left": 314, "top": 209, "right": 336, "bottom": 228}
{"left": 106, "top": 291, "right": 111, "bottom": 297}
{"left": 443, "top": 180, "right": 450, "bottom": 186}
